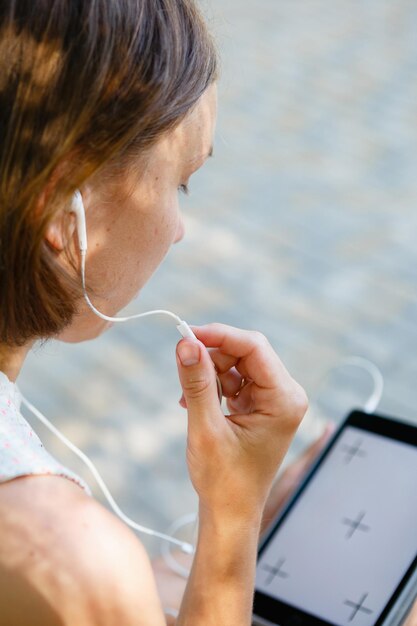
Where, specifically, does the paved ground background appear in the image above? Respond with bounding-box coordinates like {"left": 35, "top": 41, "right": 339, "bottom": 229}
{"left": 19, "top": 0, "right": 417, "bottom": 556}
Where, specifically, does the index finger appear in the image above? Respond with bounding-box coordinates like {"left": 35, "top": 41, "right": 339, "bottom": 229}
{"left": 191, "top": 323, "right": 288, "bottom": 390}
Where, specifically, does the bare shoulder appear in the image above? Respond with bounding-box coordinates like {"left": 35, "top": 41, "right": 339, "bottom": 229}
{"left": 0, "top": 475, "right": 166, "bottom": 626}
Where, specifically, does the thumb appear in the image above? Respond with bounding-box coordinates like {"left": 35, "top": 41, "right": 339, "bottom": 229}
{"left": 176, "top": 338, "right": 222, "bottom": 424}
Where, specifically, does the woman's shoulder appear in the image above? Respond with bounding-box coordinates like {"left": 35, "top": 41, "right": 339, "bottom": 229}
{"left": 0, "top": 475, "right": 166, "bottom": 626}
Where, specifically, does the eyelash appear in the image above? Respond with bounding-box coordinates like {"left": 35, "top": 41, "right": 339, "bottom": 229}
{"left": 178, "top": 184, "right": 190, "bottom": 196}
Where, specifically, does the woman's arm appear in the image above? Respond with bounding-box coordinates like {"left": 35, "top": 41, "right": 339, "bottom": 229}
{"left": 177, "top": 510, "right": 261, "bottom": 626}
{"left": 174, "top": 324, "right": 307, "bottom": 625}
{"left": 0, "top": 475, "right": 167, "bottom": 626}
{"left": 153, "top": 428, "right": 333, "bottom": 622}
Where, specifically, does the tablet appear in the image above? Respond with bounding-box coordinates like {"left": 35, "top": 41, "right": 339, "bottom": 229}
{"left": 253, "top": 410, "right": 417, "bottom": 626}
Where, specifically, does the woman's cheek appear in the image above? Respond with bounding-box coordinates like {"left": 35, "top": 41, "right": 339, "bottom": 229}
{"left": 153, "top": 210, "right": 179, "bottom": 255}
{"left": 134, "top": 220, "right": 174, "bottom": 280}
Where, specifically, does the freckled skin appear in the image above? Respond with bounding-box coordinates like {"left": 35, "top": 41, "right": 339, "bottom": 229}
{"left": 53, "top": 85, "right": 217, "bottom": 343}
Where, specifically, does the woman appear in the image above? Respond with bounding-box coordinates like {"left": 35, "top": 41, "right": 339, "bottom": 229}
{"left": 0, "top": 1, "right": 325, "bottom": 624}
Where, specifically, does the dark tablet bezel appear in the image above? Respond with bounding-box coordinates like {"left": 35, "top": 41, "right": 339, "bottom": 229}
{"left": 253, "top": 409, "right": 417, "bottom": 626}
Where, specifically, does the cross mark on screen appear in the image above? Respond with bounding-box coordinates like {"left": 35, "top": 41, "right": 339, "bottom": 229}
{"left": 262, "top": 557, "right": 289, "bottom": 586}
{"left": 340, "top": 439, "right": 367, "bottom": 464}
{"left": 344, "top": 592, "right": 373, "bottom": 622}
{"left": 342, "top": 511, "right": 370, "bottom": 539}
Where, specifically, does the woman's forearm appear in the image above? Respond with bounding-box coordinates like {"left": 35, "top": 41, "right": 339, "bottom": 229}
{"left": 177, "top": 509, "right": 262, "bottom": 626}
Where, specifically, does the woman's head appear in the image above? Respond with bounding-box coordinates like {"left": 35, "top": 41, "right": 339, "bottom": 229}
{"left": 0, "top": 0, "right": 217, "bottom": 346}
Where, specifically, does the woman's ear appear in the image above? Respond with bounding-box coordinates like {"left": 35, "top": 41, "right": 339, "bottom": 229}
{"left": 38, "top": 186, "right": 76, "bottom": 253}
{"left": 36, "top": 160, "right": 80, "bottom": 253}
{"left": 44, "top": 213, "right": 76, "bottom": 252}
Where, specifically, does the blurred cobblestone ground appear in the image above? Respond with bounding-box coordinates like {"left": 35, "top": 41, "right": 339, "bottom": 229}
{"left": 20, "top": 0, "right": 417, "bottom": 555}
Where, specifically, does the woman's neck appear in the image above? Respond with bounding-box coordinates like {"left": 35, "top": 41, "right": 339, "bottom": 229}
{"left": 0, "top": 343, "right": 32, "bottom": 382}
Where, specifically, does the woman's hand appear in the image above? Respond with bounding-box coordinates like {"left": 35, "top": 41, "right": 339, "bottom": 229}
{"left": 152, "top": 428, "right": 332, "bottom": 623}
{"left": 176, "top": 323, "right": 308, "bottom": 523}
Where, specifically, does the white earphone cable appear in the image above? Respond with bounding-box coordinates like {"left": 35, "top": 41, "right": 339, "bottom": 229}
{"left": 161, "top": 512, "right": 198, "bottom": 578}
{"left": 311, "top": 356, "right": 384, "bottom": 417}
{"left": 20, "top": 392, "right": 194, "bottom": 555}
{"left": 80, "top": 252, "right": 182, "bottom": 325}
{"left": 337, "top": 356, "right": 384, "bottom": 414}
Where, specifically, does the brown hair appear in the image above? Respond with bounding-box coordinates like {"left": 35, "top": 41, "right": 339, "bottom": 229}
{"left": 0, "top": 0, "right": 217, "bottom": 346}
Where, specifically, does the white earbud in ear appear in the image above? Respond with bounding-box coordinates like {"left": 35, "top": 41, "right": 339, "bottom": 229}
{"left": 71, "top": 190, "right": 88, "bottom": 253}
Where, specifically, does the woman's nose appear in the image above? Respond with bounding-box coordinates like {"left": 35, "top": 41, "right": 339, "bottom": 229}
{"left": 174, "top": 214, "right": 185, "bottom": 243}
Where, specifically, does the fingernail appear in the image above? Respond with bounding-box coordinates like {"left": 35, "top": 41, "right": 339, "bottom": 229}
{"left": 177, "top": 340, "right": 200, "bottom": 366}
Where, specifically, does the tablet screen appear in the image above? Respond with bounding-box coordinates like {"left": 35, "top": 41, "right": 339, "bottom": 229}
{"left": 255, "top": 420, "right": 417, "bottom": 625}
